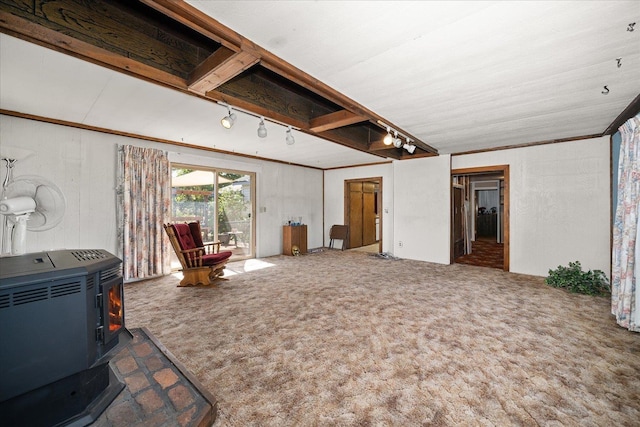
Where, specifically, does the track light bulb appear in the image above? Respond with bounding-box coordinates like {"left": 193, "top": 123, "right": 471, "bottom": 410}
{"left": 257, "top": 118, "right": 267, "bottom": 138}
{"left": 286, "top": 126, "right": 295, "bottom": 145}
{"left": 221, "top": 108, "right": 236, "bottom": 129}
{"left": 383, "top": 127, "right": 393, "bottom": 145}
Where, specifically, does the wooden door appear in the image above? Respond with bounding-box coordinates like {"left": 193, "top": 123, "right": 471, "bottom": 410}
{"left": 362, "top": 183, "right": 377, "bottom": 245}
{"left": 452, "top": 186, "right": 464, "bottom": 259}
{"left": 349, "top": 182, "right": 363, "bottom": 248}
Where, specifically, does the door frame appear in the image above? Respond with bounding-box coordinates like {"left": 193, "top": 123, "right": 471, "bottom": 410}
{"left": 451, "top": 184, "right": 465, "bottom": 259}
{"left": 344, "top": 177, "right": 383, "bottom": 252}
{"left": 451, "top": 165, "right": 510, "bottom": 271}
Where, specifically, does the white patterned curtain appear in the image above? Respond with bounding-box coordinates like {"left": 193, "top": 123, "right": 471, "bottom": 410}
{"left": 611, "top": 113, "right": 640, "bottom": 332}
{"left": 117, "top": 145, "right": 172, "bottom": 281}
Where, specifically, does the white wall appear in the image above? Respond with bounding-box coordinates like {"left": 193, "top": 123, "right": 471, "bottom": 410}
{"left": 323, "top": 163, "right": 394, "bottom": 252}
{"left": 393, "top": 155, "right": 451, "bottom": 264}
{"left": 0, "top": 115, "right": 323, "bottom": 258}
{"left": 1, "top": 114, "right": 611, "bottom": 278}
{"left": 0, "top": 117, "right": 120, "bottom": 254}
{"left": 256, "top": 161, "right": 323, "bottom": 255}
{"left": 452, "top": 136, "right": 611, "bottom": 277}
{"left": 323, "top": 155, "right": 451, "bottom": 265}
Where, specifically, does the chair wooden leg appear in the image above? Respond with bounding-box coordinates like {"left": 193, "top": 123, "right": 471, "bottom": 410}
{"left": 208, "top": 262, "right": 228, "bottom": 283}
{"left": 178, "top": 267, "right": 215, "bottom": 287}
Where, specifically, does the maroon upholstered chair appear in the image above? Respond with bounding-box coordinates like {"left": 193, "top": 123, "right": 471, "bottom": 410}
{"left": 164, "top": 222, "right": 232, "bottom": 287}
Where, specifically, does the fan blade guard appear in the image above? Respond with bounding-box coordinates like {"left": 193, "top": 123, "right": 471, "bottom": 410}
{"left": 2, "top": 175, "right": 66, "bottom": 231}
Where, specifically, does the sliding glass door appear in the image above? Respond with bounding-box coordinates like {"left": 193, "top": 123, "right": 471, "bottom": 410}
{"left": 216, "top": 171, "right": 253, "bottom": 259}
{"left": 170, "top": 165, "right": 254, "bottom": 267}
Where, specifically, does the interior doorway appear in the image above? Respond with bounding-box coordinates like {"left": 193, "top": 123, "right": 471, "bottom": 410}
{"left": 344, "top": 177, "right": 382, "bottom": 253}
{"left": 451, "top": 165, "right": 510, "bottom": 271}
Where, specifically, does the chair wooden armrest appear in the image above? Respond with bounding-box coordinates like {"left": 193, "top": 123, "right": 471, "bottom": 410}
{"left": 179, "top": 247, "right": 206, "bottom": 268}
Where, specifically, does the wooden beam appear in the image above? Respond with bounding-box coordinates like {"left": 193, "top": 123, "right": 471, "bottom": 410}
{"left": 309, "top": 110, "right": 366, "bottom": 133}
{"left": 0, "top": 11, "right": 187, "bottom": 89}
{"left": 401, "top": 150, "right": 438, "bottom": 159}
{"left": 260, "top": 57, "right": 438, "bottom": 155}
{"left": 139, "top": 0, "right": 439, "bottom": 156}
{"left": 318, "top": 129, "right": 402, "bottom": 160}
{"left": 369, "top": 137, "right": 436, "bottom": 157}
{"left": 188, "top": 49, "right": 259, "bottom": 94}
{"left": 3, "top": 0, "right": 439, "bottom": 159}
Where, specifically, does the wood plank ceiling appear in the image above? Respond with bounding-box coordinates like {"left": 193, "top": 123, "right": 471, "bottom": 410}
{"left": 0, "top": 0, "right": 438, "bottom": 160}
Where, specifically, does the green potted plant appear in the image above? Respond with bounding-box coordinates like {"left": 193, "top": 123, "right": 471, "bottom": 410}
{"left": 545, "top": 261, "right": 610, "bottom": 296}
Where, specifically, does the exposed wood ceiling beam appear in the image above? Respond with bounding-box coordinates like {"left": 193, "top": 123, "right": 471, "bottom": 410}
{"left": 367, "top": 139, "right": 437, "bottom": 159}
{"left": 140, "top": 0, "right": 438, "bottom": 155}
{"left": 0, "top": 11, "right": 188, "bottom": 90}
{"left": 205, "top": 90, "right": 396, "bottom": 160}
{"left": 403, "top": 151, "right": 438, "bottom": 159}
{"left": 317, "top": 129, "right": 403, "bottom": 160}
{"left": 188, "top": 48, "right": 260, "bottom": 95}
{"left": 0, "top": 0, "right": 439, "bottom": 159}
{"left": 259, "top": 57, "right": 438, "bottom": 155}
{"left": 309, "top": 110, "right": 367, "bottom": 133}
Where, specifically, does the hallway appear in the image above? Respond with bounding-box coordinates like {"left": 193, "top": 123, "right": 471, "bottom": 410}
{"left": 455, "top": 237, "right": 504, "bottom": 270}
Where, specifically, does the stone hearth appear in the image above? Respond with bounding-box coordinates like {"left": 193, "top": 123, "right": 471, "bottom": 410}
{"left": 93, "top": 328, "right": 216, "bottom": 427}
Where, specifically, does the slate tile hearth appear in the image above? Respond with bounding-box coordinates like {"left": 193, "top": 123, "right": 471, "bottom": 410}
{"left": 93, "top": 328, "right": 216, "bottom": 427}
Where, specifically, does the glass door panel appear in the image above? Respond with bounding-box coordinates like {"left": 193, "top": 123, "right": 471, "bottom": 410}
{"left": 217, "top": 172, "right": 253, "bottom": 259}
{"left": 170, "top": 167, "right": 216, "bottom": 269}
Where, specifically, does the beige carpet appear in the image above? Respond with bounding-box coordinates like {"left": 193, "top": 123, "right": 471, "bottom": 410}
{"left": 124, "top": 250, "right": 640, "bottom": 426}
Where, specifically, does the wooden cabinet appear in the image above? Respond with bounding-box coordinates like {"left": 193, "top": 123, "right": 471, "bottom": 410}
{"left": 283, "top": 225, "right": 307, "bottom": 255}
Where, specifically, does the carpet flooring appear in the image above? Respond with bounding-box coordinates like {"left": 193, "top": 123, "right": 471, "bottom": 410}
{"left": 124, "top": 250, "right": 640, "bottom": 426}
{"left": 455, "top": 237, "right": 504, "bottom": 270}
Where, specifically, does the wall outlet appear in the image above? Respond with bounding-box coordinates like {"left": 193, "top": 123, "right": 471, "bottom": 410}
{"left": 398, "top": 241, "right": 403, "bottom": 247}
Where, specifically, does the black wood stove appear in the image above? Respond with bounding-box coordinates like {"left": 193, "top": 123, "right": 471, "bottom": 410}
{"left": 0, "top": 249, "right": 130, "bottom": 426}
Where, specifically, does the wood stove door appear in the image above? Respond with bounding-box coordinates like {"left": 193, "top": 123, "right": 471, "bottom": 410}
{"left": 98, "top": 276, "right": 124, "bottom": 355}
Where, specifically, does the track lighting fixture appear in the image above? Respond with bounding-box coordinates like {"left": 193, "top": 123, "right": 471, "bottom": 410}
{"left": 403, "top": 143, "right": 416, "bottom": 154}
{"left": 383, "top": 127, "right": 393, "bottom": 145}
{"left": 285, "top": 126, "right": 295, "bottom": 145}
{"left": 218, "top": 101, "right": 299, "bottom": 145}
{"left": 403, "top": 137, "right": 416, "bottom": 154}
{"left": 257, "top": 117, "right": 267, "bottom": 138}
{"left": 221, "top": 107, "right": 236, "bottom": 129}
{"left": 378, "top": 121, "right": 417, "bottom": 154}
{"left": 392, "top": 131, "right": 403, "bottom": 148}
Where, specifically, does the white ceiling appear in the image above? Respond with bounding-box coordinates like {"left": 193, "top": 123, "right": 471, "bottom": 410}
{"left": 1, "top": 1, "right": 639, "bottom": 168}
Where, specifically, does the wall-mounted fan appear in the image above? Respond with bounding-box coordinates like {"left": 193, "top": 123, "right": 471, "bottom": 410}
{"left": 0, "top": 175, "right": 66, "bottom": 255}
